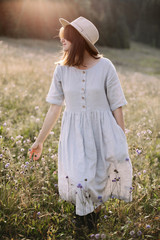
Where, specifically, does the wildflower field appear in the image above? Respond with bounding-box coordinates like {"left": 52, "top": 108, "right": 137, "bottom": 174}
{"left": 0, "top": 37, "right": 160, "bottom": 240}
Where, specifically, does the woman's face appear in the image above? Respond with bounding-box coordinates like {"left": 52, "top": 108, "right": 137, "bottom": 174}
{"left": 60, "top": 38, "right": 72, "bottom": 52}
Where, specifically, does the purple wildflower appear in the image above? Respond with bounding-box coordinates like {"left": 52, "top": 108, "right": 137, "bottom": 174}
{"left": 136, "top": 149, "right": 142, "bottom": 155}
{"left": 5, "top": 163, "right": 10, "bottom": 168}
{"left": 137, "top": 230, "right": 142, "bottom": 236}
{"left": 0, "top": 154, "right": 3, "bottom": 158}
{"left": 37, "top": 212, "right": 40, "bottom": 216}
{"left": 126, "top": 157, "right": 129, "bottom": 161}
{"left": 146, "top": 224, "right": 151, "bottom": 228}
{"left": 101, "top": 234, "right": 106, "bottom": 239}
{"left": 98, "top": 196, "right": 102, "bottom": 200}
{"left": 54, "top": 184, "right": 58, "bottom": 188}
{"left": 104, "top": 215, "right": 107, "bottom": 219}
{"left": 127, "top": 220, "right": 132, "bottom": 224}
{"left": 95, "top": 233, "right": 100, "bottom": 239}
{"left": 112, "top": 179, "right": 116, "bottom": 182}
{"left": 77, "top": 183, "right": 83, "bottom": 188}
{"left": 90, "top": 234, "right": 94, "bottom": 238}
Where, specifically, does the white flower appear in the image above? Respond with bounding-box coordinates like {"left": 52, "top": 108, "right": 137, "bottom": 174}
{"left": 35, "top": 106, "right": 39, "bottom": 110}
{"left": 50, "top": 131, "right": 55, "bottom": 135}
{"left": 130, "top": 230, "right": 135, "bottom": 236}
{"left": 125, "top": 129, "right": 130, "bottom": 134}
{"left": 147, "top": 129, "right": 152, "bottom": 134}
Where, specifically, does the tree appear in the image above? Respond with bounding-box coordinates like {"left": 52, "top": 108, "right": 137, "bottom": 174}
{"left": 135, "top": 0, "right": 160, "bottom": 48}
{"left": 80, "top": 0, "right": 130, "bottom": 48}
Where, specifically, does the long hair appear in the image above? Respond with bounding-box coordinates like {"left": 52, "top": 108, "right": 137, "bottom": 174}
{"left": 58, "top": 25, "right": 101, "bottom": 67}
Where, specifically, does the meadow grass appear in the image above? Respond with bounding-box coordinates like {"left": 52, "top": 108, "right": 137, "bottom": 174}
{"left": 0, "top": 37, "right": 160, "bottom": 240}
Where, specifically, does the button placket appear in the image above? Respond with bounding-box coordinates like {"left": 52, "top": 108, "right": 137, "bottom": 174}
{"left": 81, "top": 71, "right": 86, "bottom": 111}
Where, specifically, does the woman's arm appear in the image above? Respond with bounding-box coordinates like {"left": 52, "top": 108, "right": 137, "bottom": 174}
{"left": 112, "top": 106, "right": 125, "bottom": 133}
{"left": 29, "top": 104, "right": 62, "bottom": 160}
{"left": 36, "top": 104, "right": 62, "bottom": 144}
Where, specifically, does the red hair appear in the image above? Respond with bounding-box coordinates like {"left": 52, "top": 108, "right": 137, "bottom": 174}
{"left": 59, "top": 25, "right": 100, "bottom": 67}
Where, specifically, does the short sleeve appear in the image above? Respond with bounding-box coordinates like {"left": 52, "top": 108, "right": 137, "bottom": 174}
{"left": 105, "top": 60, "right": 127, "bottom": 111}
{"left": 46, "top": 64, "right": 65, "bottom": 106}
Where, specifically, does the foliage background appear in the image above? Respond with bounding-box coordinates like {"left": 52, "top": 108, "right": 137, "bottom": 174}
{"left": 0, "top": 0, "right": 160, "bottom": 48}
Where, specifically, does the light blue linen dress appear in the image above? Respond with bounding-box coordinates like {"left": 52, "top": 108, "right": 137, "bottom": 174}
{"left": 46, "top": 57, "right": 133, "bottom": 216}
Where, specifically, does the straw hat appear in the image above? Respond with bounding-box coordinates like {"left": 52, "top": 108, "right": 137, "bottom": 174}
{"left": 59, "top": 16, "right": 99, "bottom": 53}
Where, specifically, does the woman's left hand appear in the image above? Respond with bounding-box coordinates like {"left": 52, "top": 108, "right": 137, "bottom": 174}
{"left": 28, "top": 142, "right": 43, "bottom": 161}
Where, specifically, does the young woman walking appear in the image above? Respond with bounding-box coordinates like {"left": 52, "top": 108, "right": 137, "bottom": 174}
{"left": 29, "top": 16, "right": 133, "bottom": 232}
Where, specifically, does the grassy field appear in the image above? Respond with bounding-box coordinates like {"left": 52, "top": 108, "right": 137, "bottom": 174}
{"left": 0, "top": 37, "right": 160, "bottom": 240}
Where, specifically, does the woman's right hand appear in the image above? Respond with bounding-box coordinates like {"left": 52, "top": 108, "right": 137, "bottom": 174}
{"left": 29, "top": 142, "right": 43, "bottom": 161}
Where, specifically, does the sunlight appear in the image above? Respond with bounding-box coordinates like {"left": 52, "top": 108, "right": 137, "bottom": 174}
{"left": 1, "top": 0, "right": 70, "bottom": 38}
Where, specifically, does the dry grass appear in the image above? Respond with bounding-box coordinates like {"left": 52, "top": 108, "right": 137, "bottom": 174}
{"left": 0, "top": 37, "right": 160, "bottom": 240}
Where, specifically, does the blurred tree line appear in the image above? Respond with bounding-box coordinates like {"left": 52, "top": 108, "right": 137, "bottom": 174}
{"left": 0, "top": 0, "right": 160, "bottom": 49}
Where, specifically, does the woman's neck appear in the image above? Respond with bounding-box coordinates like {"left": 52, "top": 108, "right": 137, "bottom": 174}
{"left": 76, "top": 51, "right": 100, "bottom": 70}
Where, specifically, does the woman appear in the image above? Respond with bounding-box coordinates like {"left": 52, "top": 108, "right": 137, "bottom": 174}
{"left": 29, "top": 16, "right": 133, "bottom": 231}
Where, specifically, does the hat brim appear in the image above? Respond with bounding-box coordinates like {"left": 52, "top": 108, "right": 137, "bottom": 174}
{"left": 59, "top": 18, "right": 99, "bottom": 54}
